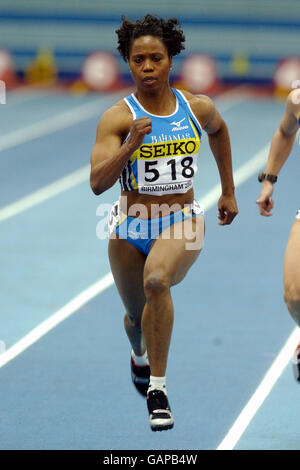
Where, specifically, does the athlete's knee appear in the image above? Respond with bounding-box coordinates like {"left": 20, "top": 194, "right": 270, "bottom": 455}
{"left": 143, "top": 268, "right": 170, "bottom": 298}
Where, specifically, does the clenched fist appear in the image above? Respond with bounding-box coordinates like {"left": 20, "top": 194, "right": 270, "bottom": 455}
{"left": 126, "top": 117, "right": 152, "bottom": 152}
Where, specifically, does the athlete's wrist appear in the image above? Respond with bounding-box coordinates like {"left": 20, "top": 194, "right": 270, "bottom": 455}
{"left": 262, "top": 179, "right": 274, "bottom": 187}
{"left": 221, "top": 185, "right": 235, "bottom": 196}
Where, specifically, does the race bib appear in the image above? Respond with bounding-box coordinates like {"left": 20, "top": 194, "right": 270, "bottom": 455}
{"left": 133, "top": 138, "right": 199, "bottom": 195}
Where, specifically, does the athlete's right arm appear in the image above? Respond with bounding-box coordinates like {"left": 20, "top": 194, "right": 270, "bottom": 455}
{"left": 90, "top": 105, "right": 151, "bottom": 195}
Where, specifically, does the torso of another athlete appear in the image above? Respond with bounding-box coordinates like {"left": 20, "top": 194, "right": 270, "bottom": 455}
{"left": 118, "top": 88, "right": 203, "bottom": 219}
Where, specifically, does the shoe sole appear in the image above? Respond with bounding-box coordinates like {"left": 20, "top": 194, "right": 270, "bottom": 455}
{"left": 150, "top": 417, "right": 174, "bottom": 432}
{"left": 150, "top": 422, "right": 174, "bottom": 432}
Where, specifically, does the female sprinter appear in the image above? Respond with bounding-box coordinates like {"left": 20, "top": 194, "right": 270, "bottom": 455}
{"left": 90, "top": 14, "right": 238, "bottom": 432}
{"left": 256, "top": 87, "right": 300, "bottom": 382}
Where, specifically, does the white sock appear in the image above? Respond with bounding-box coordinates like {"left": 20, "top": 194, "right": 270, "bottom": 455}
{"left": 148, "top": 376, "right": 167, "bottom": 395}
{"left": 131, "top": 349, "right": 149, "bottom": 366}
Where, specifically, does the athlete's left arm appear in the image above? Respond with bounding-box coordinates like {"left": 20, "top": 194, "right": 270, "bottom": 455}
{"left": 193, "top": 95, "right": 238, "bottom": 226}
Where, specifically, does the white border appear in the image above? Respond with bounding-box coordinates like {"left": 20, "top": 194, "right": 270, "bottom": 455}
{"left": 176, "top": 88, "right": 203, "bottom": 136}
{"left": 130, "top": 91, "right": 179, "bottom": 118}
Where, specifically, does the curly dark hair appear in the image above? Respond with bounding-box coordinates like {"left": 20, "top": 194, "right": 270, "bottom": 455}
{"left": 116, "top": 14, "right": 185, "bottom": 62}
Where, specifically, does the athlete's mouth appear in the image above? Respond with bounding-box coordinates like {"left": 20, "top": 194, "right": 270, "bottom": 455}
{"left": 142, "top": 76, "right": 157, "bottom": 84}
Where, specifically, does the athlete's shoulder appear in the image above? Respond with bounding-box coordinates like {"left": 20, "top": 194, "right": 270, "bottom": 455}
{"left": 98, "top": 98, "right": 133, "bottom": 135}
{"left": 178, "top": 89, "right": 213, "bottom": 106}
{"left": 102, "top": 98, "right": 132, "bottom": 121}
{"left": 178, "top": 89, "right": 215, "bottom": 127}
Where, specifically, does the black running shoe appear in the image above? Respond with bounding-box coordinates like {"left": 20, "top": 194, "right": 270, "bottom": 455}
{"left": 131, "top": 356, "right": 150, "bottom": 397}
{"left": 147, "top": 389, "right": 174, "bottom": 431}
{"left": 292, "top": 343, "right": 300, "bottom": 382}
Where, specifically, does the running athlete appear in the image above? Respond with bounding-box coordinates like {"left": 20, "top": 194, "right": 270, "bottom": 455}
{"left": 90, "top": 14, "right": 238, "bottom": 431}
{"left": 256, "top": 87, "right": 300, "bottom": 381}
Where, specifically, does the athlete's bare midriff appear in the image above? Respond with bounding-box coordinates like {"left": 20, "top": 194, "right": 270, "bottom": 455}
{"left": 120, "top": 187, "right": 194, "bottom": 219}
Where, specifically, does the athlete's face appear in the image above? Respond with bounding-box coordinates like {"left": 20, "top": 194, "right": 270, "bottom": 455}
{"left": 129, "top": 35, "right": 172, "bottom": 91}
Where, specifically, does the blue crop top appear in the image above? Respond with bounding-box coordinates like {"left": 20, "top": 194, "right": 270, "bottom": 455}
{"left": 119, "top": 88, "right": 202, "bottom": 196}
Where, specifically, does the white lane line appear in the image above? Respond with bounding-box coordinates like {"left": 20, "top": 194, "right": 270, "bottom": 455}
{"left": 6, "top": 90, "right": 55, "bottom": 106}
{"left": 0, "top": 273, "right": 114, "bottom": 369}
{"left": 217, "top": 326, "right": 300, "bottom": 450}
{"left": 0, "top": 141, "right": 269, "bottom": 369}
{"left": 0, "top": 100, "right": 100, "bottom": 152}
{"left": 0, "top": 165, "right": 90, "bottom": 222}
{"left": 200, "top": 143, "right": 269, "bottom": 210}
{"left": 0, "top": 90, "right": 128, "bottom": 153}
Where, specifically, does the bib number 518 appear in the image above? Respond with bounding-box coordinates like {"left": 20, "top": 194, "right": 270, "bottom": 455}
{"left": 144, "top": 157, "right": 194, "bottom": 182}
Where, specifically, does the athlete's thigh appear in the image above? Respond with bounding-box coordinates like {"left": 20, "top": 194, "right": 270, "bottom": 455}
{"left": 145, "top": 215, "right": 205, "bottom": 286}
{"left": 108, "top": 236, "right": 147, "bottom": 318}
{"left": 283, "top": 219, "right": 300, "bottom": 290}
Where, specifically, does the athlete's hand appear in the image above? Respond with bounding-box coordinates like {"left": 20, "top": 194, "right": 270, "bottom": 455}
{"left": 126, "top": 117, "right": 152, "bottom": 152}
{"left": 218, "top": 193, "right": 238, "bottom": 225}
{"left": 256, "top": 181, "right": 274, "bottom": 216}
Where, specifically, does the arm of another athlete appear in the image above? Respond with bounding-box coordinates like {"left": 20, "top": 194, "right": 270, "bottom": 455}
{"left": 90, "top": 103, "right": 152, "bottom": 195}
{"left": 191, "top": 94, "right": 238, "bottom": 225}
{"left": 256, "top": 89, "right": 300, "bottom": 216}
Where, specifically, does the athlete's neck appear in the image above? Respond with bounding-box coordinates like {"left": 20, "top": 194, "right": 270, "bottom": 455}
{"left": 134, "top": 85, "right": 176, "bottom": 116}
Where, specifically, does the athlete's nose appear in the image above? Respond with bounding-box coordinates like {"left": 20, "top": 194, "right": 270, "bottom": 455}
{"left": 142, "top": 59, "right": 154, "bottom": 72}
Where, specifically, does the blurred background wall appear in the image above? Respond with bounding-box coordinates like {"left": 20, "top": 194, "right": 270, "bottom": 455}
{"left": 0, "top": 0, "right": 299, "bottom": 91}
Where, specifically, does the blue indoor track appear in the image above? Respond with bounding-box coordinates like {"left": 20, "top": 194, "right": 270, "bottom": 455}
{"left": 0, "top": 86, "right": 299, "bottom": 450}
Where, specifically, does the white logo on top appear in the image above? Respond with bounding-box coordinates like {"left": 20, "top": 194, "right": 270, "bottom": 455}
{"left": 170, "top": 117, "right": 188, "bottom": 132}
{"left": 171, "top": 118, "right": 186, "bottom": 127}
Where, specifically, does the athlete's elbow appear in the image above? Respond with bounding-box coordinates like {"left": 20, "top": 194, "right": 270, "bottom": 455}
{"left": 90, "top": 174, "right": 113, "bottom": 195}
{"left": 90, "top": 173, "right": 103, "bottom": 195}
{"left": 91, "top": 184, "right": 102, "bottom": 196}
{"left": 91, "top": 182, "right": 105, "bottom": 196}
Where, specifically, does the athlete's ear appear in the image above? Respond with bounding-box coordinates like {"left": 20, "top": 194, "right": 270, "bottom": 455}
{"left": 169, "top": 56, "right": 173, "bottom": 71}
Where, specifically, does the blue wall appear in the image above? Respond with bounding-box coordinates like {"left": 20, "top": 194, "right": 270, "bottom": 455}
{"left": 0, "top": 0, "right": 299, "bottom": 84}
